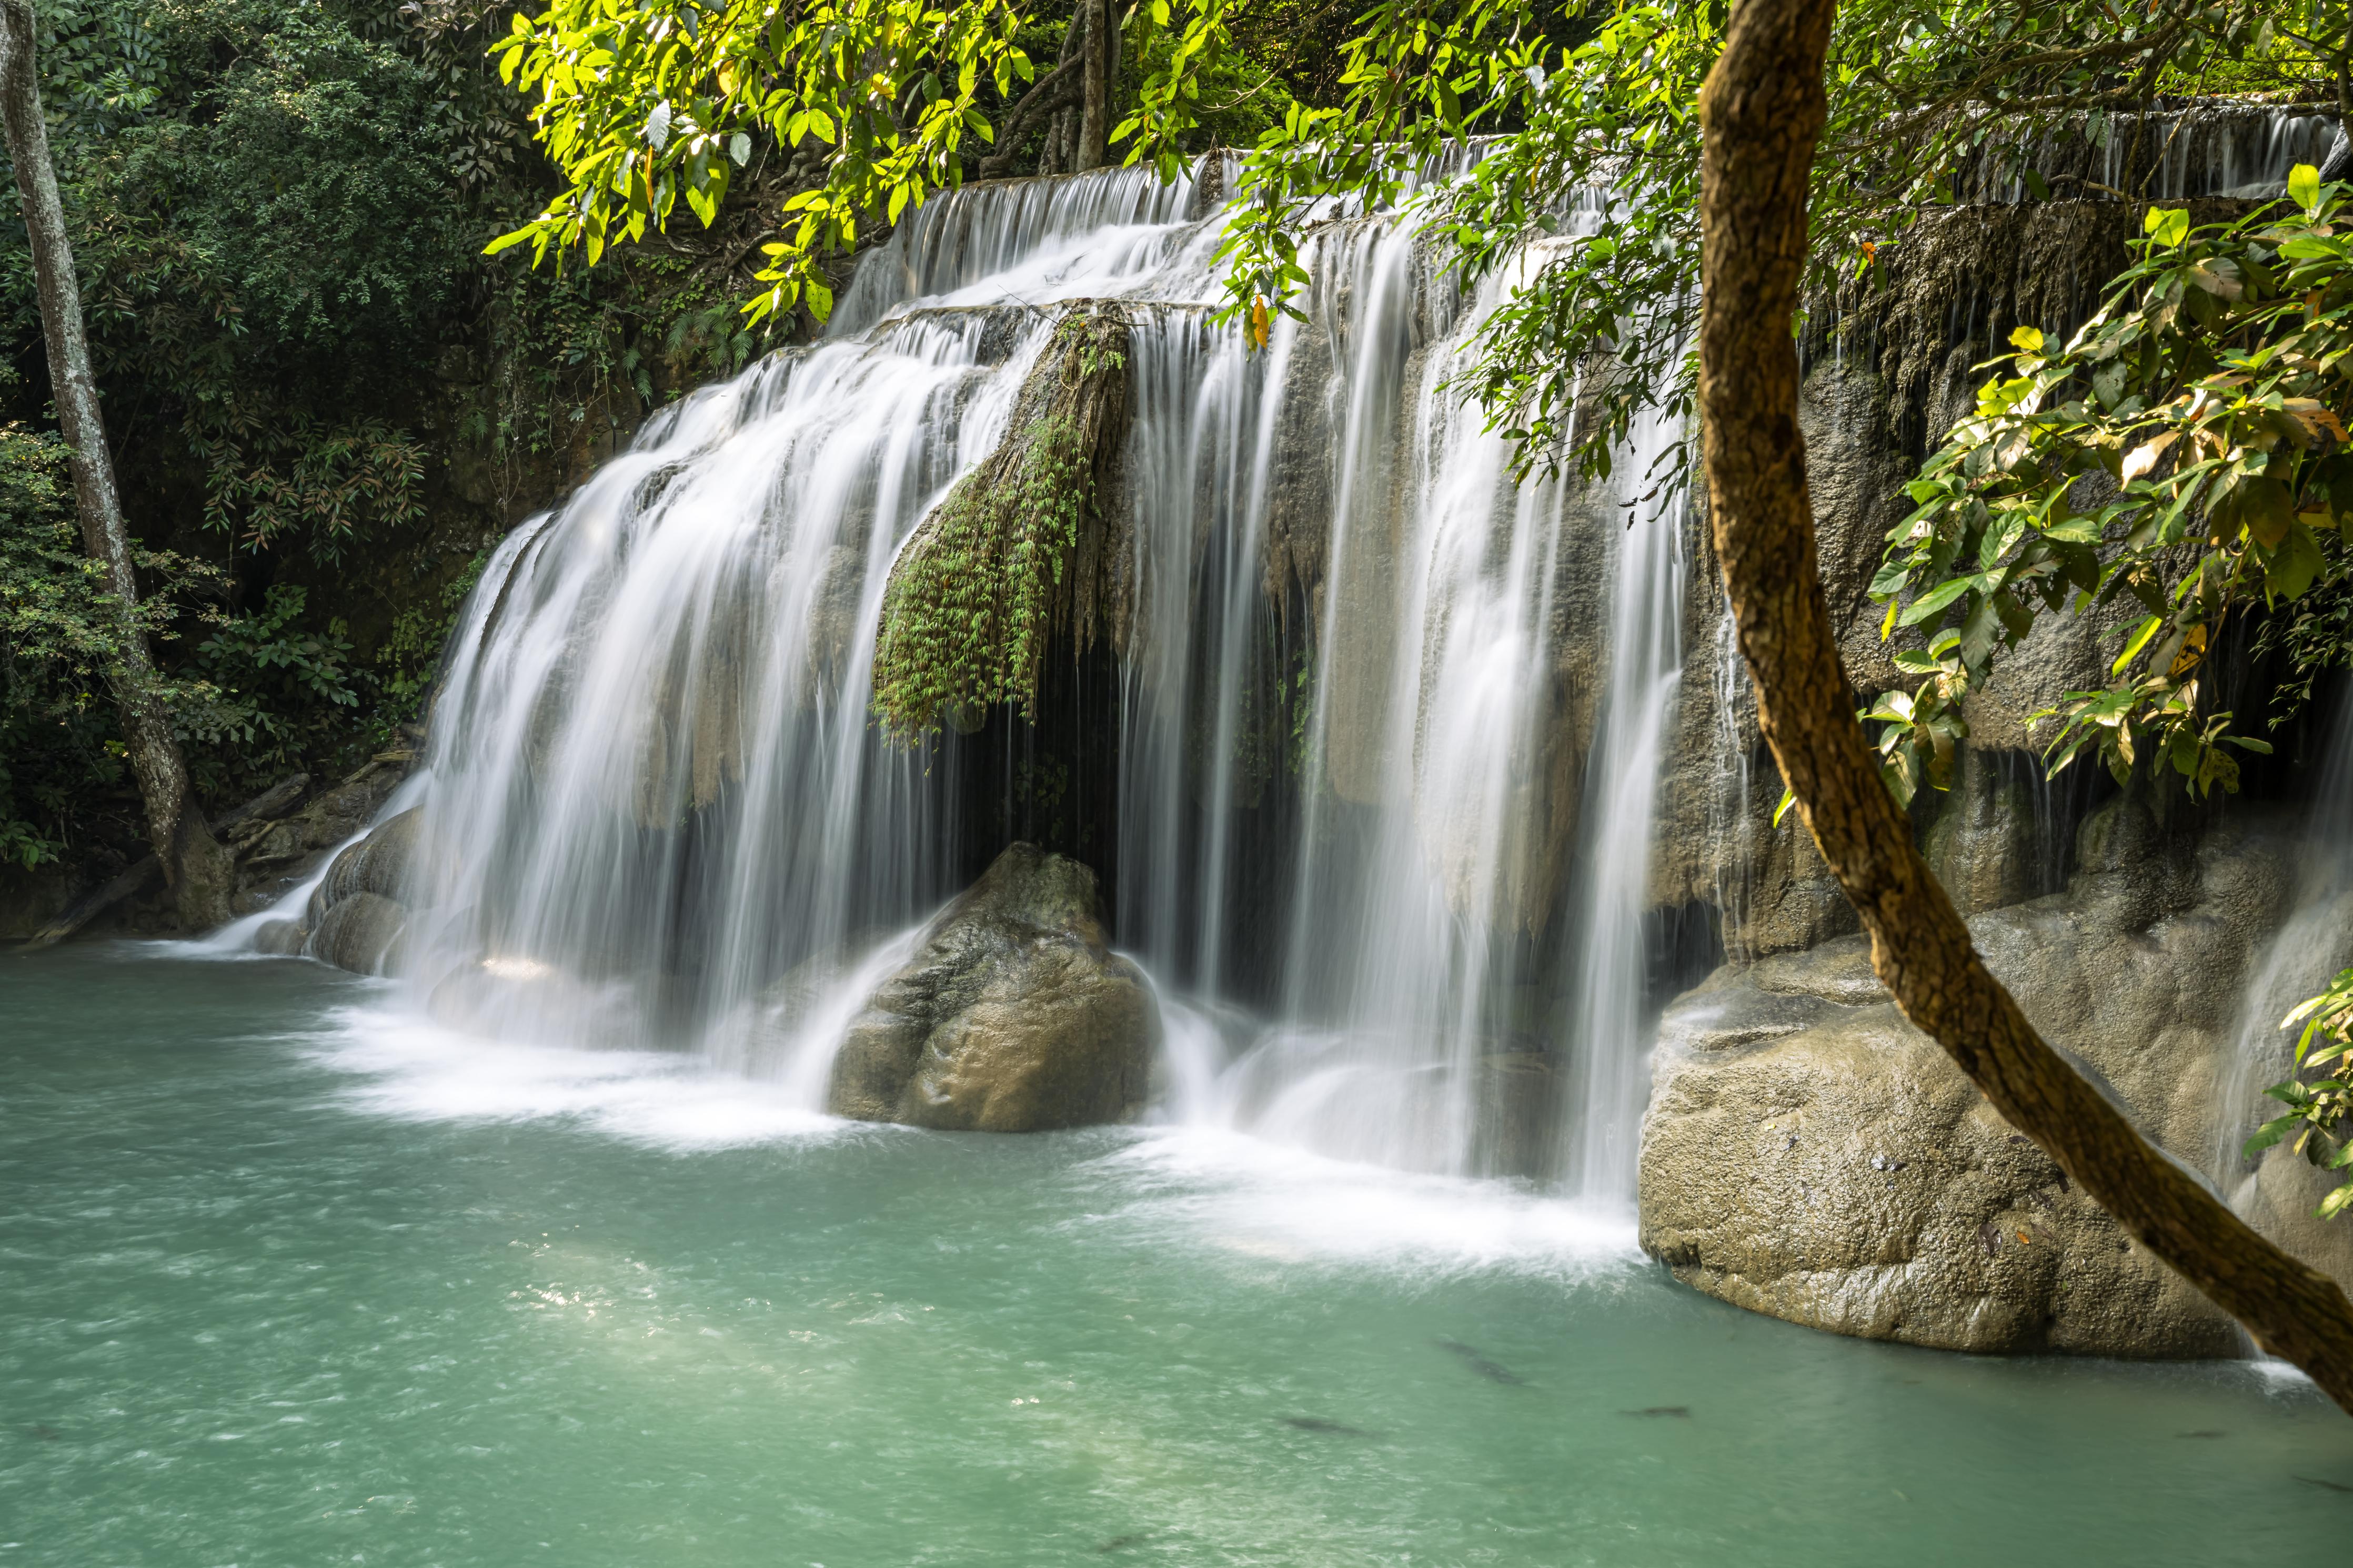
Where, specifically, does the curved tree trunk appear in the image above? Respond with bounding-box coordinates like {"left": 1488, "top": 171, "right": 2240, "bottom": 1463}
{"left": 1696, "top": 0, "right": 2353, "bottom": 1413}
{"left": 0, "top": 0, "right": 232, "bottom": 930}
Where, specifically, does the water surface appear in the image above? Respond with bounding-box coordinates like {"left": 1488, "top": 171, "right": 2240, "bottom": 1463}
{"left": 4, "top": 946, "right": 2347, "bottom": 1566}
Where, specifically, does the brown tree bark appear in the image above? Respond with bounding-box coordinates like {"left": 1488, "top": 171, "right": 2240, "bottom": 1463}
{"left": 1075, "top": 0, "right": 1113, "bottom": 172}
{"left": 0, "top": 0, "right": 233, "bottom": 929}
{"left": 1697, "top": 0, "right": 2353, "bottom": 1413}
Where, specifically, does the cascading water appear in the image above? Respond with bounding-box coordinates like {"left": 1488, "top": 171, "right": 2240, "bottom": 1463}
{"left": 403, "top": 311, "right": 1029, "bottom": 1074}
{"left": 2213, "top": 682, "right": 2353, "bottom": 1198}
{"left": 291, "top": 157, "right": 1693, "bottom": 1199}
{"left": 1562, "top": 417, "right": 1685, "bottom": 1207}
{"left": 1964, "top": 103, "right": 2338, "bottom": 204}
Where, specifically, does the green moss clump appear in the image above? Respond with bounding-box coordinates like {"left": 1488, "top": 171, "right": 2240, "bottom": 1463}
{"left": 871, "top": 306, "right": 1128, "bottom": 742}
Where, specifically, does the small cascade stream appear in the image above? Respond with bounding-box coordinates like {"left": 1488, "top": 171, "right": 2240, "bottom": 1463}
{"left": 1562, "top": 411, "right": 1685, "bottom": 1206}
{"left": 2214, "top": 682, "right": 2353, "bottom": 1199}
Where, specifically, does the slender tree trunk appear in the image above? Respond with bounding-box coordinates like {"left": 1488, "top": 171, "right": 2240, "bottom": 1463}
{"left": 0, "top": 0, "right": 232, "bottom": 929}
{"left": 1697, "top": 0, "right": 2353, "bottom": 1414}
{"left": 1076, "top": 0, "right": 1112, "bottom": 172}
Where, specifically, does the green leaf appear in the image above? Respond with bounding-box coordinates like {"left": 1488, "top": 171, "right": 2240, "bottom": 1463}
{"left": 1898, "top": 575, "right": 1976, "bottom": 627}
{"left": 2263, "top": 519, "right": 2327, "bottom": 603}
{"left": 2291, "top": 162, "right": 2321, "bottom": 216}
{"left": 2246, "top": 1114, "right": 2295, "bottom": 1157}
{"left": 2109, "top": 614, "right": 2161, "bottom": 676}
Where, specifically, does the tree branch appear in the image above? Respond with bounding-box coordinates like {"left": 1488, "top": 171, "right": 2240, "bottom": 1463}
{"left": 979, "top": 54, "right": 1086, "bottom": 177}
{"left": 1697, "top": 0, "right": 2353, "bottom": 1415}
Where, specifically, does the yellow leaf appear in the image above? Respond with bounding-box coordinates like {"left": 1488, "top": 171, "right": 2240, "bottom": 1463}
{"left": 2008, "top": 325, "right": 2044, "bottom": 354}
{"left": 2167, "top": 623, "right": 2207, "bottom": 677}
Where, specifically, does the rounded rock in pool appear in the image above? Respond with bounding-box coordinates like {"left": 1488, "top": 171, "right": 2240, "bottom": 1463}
{"left": 825, "top": 843, "right": 1159, "bottom": 1132}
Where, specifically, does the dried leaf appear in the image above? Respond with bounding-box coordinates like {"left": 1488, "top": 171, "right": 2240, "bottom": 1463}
{"left": 2120, "top": 430, "right": 2176, "bottom": 482}
{"left": 2284, "top": 399, "right": 2350, "bottom": 444}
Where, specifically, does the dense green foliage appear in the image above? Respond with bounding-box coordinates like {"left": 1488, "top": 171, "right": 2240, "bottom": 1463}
{"left": 491, "top": 0, "right": 1034, "bottom": 325}
{"left": 0, "top": 0, "right": 773, "bottom": 877}
{"left": 494, "top": 0, "right": 2347, "bottom": 481}
{"left": 1868, "top": 170, "right": 2353, "bottom": 805}
{"left": 0, "top": 425, "right": 223, "bottom": 865}
{"left": 36, "top": 0, "right": 479, "bottom": 558}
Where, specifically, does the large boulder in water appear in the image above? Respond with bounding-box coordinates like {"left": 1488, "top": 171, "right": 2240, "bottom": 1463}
{"left": 1637, "top": 794, "right": 2350, "bottom": 1358}
{"left": 828, "top": 844, "right": 1157, "bottom": 1131}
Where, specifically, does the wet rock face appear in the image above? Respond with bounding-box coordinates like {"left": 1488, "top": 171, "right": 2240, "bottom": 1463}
{"left": 283, "top": 806, "right": 424, "bottom": 975}
{"left": 307, "top": 807, "right": 424, "bottom": 919}
{"left": 229, "top": 754, "right": 410, "bottom": 915}
{"left": 309, "top": 891, "right": 410, "bottom": 977}
{"left": 1639, "top": 798, "right": 2336, "bottom": 1359}
{"left": 828, "top": 843, "right": 1158, "bottom": 1132}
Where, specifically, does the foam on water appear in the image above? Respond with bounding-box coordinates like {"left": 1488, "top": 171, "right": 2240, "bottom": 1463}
{"left": 308, "top": 1002, "right": 853, "bottom": 1150}
{"left": 293, "top": 977, "right": 1638, "bottom": 1282}
{"left": 1094, "top": 1126, "right": 1643, "bottom": 1281}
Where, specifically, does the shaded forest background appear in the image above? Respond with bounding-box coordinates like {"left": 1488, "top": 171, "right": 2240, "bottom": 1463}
{"left": 0, "top": 0, "right": 1339, "bottom": 890}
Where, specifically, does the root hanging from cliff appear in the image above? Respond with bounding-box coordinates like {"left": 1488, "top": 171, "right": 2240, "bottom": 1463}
{"left": 871, "top": 301, "right": 1131, "bottom": 742}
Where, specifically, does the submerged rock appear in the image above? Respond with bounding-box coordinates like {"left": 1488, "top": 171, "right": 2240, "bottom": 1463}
{"left": 1637, "top": 795, "right": 2351, "bottom": 1358}
{"left": 309, "top": 891, "right": 409, "bottom": 976}
{"left": 252, "top": 916, "right": 309, "bottom": 956}
{"left": 828, "top": 843, "right": 1157, "bottom": 1131}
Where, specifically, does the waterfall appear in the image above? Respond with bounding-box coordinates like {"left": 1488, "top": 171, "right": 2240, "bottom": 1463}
{"left": 1562, "top": 412, "right": 1685, "bottom": 1207}
{"left": 309, "top": 159, "right": 1693, "bottom": 1193}
{"left": 2214, "top": 682, "right": 2353, "bottom": 1196}
{"left": 1961, "top": 103, "right": 2337, "bottom": 204}
{"left": 403, "top": 311, "right": 1030, "bottom": 1074}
